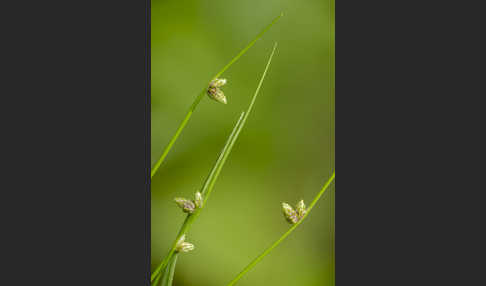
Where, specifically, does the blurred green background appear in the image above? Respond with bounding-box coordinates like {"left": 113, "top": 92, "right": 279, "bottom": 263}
{"left": 151, "top": 0, "right": 334, "bottom": 285}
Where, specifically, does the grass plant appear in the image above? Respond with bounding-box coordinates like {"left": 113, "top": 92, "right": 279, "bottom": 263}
{"left": 152, "top": 42, "right": 278, "bottom": 285}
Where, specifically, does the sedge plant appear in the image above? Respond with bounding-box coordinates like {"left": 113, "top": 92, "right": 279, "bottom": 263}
{"left": 152, "top": 12, "right": 335, "bottom": 286}
{"left": 151, "top": 43, "right": 279, "bottom": 285}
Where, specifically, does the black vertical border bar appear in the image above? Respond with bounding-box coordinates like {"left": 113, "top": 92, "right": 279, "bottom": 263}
{"left": 145, "top": 0, "right": 151, "bottom": 284}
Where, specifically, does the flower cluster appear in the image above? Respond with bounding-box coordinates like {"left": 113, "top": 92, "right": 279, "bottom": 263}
{"left": 281, "top": 200, "right": 307, "bottom": 224}
{"left": 174, "top": 191, "right": 203, "bottom": 214}
{"left": 207, "top": 78, "right": 228, "bottom": 104}
{"left": 175, "top": 234, "right": 195, "bottom": 253}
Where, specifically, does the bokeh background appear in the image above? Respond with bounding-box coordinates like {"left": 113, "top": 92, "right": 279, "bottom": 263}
{"left": 151, "top": 0, "right": 334, "bottom": 285}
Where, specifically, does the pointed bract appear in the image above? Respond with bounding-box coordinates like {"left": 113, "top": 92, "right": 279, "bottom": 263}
{"left": 194, "top": 191, "right": 203, "bottom": 208}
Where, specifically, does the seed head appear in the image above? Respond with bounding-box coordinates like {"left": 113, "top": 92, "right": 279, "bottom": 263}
{"left": 209, "top": 78, "right": 227, "bottom": 88}
{"left": 296, "top": 200, "right": 307, "bottom": 218}
{"left": 174, "top": 197, "right": 196, "bottom": 213}
{"left": 207, "top": 78, "right": 228, "bottom": 104}
{"left": 282, "top": 202, "right": 299, "bottom": 224}
{"left": 207, "top": 87, "right": 227, "bottom": 104}
{"left": 177, "top": 242, "right": 195, "bottom": 253}
{"left": 175, "top": 234, "right": 195, "bottom": 253}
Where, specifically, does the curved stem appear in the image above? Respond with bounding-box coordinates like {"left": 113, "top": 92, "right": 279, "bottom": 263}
{"left": 225, "top": 171, "right": 335, "bottom": 286}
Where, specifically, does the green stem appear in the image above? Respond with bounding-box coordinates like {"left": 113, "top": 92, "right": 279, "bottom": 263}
{"left": 151, "top": 90, "right": 205, "bottom": 178}
{"left": 151, "top": 112, "right": 246, "bottom": 282}
{"left": 161, "top": 254, "right": 178, "bottom": 286}
{"left": 150, "top": 13, "right": 283, "bottom": 179}
{"left": 202, "top": 42, "right": 278, "bottom": 204}
{"left": 152, "top": 270, "right": 162, "bottom": 286}
{"left": 225, "top": 171, "right": 336, "bottom": 286}
{"left": 213, "top": 12, "right": 283, "bottom": 80}
{"left": 151, "top": 43, "right": 278, "bottom": 283}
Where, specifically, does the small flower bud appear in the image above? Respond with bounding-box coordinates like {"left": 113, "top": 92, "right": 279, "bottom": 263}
{"left": 282, "top": 202, "right": 299, "bottom": 224}
{"left": 177, "top": 242, "right": 195, "bottom": 253}
{"left": 175, "top": 234, "right": 195, "bottom": 253}
{"left": 207, "top": 87, "right": 227, "bottom": 104}
{"left": 296, "top": 200, "right": 307, "bottom": 218}
{"left": 194, "top": 191, "right": 203, "bottom": 208}
{"left": 209, "top": 78, "right": 227, "bottom": 88}
{"left": 174, "top": 197, "right": 196, "bottom": 213}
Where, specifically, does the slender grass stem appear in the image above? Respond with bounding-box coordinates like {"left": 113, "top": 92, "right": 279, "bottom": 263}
{"left": 151, "top": 90, "right": 204, "bottom": 178}
{"left": 150, "top": 13, "right": 283, "bottom": 179}
{"left": 160, "top": 254, "right": 178, "bottom": 286}
{"left": 151, "top": 112, "right": 245, "bottom": 281}
{"left": 202, "top": 42, "right": 278, "bottom": 204}
{"left": 224, "top": 171, "right": 336, "bottom": 286}
{"left": 151, "top": 43, "right": 278, "bottom": 283}
{"left": 212, "top": 13, "right": 283, "bottom": 80}
{"left": 152, "top": 271, "right": 162, "bottom": 286}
